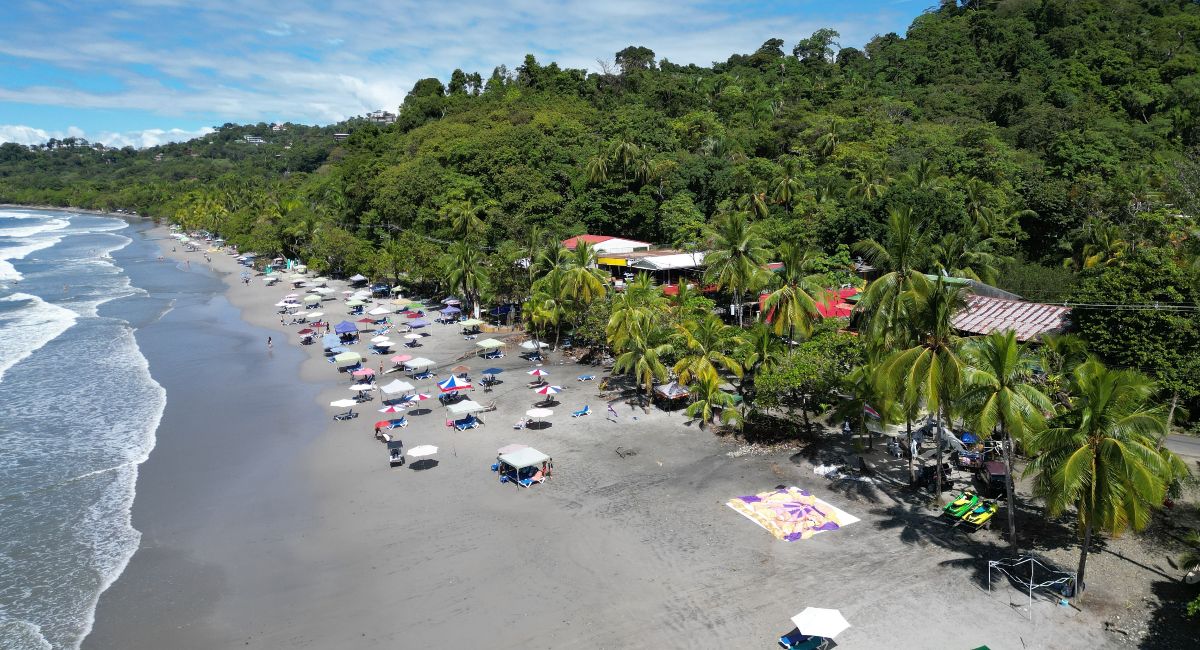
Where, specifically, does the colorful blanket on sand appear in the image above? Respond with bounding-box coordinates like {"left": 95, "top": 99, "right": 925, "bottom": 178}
{"left": 726, "top": 487, "right": 859, "bottom": 542}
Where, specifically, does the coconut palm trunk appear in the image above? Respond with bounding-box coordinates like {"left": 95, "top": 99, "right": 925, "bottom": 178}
{"left": 1002, "top": 431, "right": 1019, "bottom": 551}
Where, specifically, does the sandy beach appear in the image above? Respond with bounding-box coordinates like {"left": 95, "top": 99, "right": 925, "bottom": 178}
{"left": 84, "top": 225, "right": 1193, "bottom": 649}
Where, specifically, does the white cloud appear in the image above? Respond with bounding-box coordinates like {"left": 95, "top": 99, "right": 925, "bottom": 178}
{"left": 0, "top": 124, "right": 213, "bottom": 148}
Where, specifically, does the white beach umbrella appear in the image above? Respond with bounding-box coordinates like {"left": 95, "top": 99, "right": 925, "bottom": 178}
{"left": 274, "top": 301, "right": 290, "bottom": 307}
{"left": 307, "top": 312, "right": 324, "bottom": 319}
{"left": 526, "top": 408, "right": 553, "bottom": 419}
{"left": 329, "top": 399, "right": 358, "bottom": 408}
{"left": 303, "top": 295, "right": 320, "bottom": 304}
{"left": 368, "top": 306, "right": 391, "bottom": 316}
{"left": 404, "top": 333, "right": 422, "bottom": 340}
{"left": 349, "top": 383, "right": 376, "bottom": 392}
{"left": 408, "top": 445, "right": 438, "bottom": 458}
{"left": 790, "top": 608, "right": 850, "bottom": 640}
{"left": 371, "top": 335, "right": 391, "bottom": 343}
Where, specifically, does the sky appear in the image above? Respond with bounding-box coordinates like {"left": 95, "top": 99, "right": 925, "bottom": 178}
{"left": 0, "top": 1, "right": 926, "bottom": 149}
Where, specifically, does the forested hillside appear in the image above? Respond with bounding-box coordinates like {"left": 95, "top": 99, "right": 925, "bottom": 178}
{"left": 3, "top": 0, "right": 1200, "bottom": 412}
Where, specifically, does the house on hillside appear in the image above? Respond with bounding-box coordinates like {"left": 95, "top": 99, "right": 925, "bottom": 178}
{"left": 243, "top": 135, "right": 265, "bottom": 144}
{"left": 367, "top": 110, "right": 397, "bottom": 125}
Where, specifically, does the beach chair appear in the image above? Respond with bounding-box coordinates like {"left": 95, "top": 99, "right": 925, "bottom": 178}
{"left": 577, "top": 374, "right": 596, "bottom": 382}
{"left": 455, "top": 416, "right": 480, "bottom": 431}
{"left": 333, "top": 410, "right": 358, "bottom": 422}
{"left": 386, "top": 417, "right": 408, "bottom": 429}
{"left": 778, "top": 632, "right": 828, "bottom": 650}
{"left": 513, "top": 418, "right": 528, "bottom": 429}
{"left": 519, "top": 469, "right": 546, "bottom": 488}
{"left": 571, "top": 405, "right": 591, "bottom": 417}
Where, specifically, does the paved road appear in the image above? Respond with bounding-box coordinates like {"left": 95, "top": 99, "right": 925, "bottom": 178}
{"left": 1166, "top": 434, "right": 1200, "bottom": 458}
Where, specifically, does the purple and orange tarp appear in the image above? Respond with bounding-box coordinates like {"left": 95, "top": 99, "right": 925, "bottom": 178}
{"left": 727, "top": 487, "right": 859, "bottom": 542}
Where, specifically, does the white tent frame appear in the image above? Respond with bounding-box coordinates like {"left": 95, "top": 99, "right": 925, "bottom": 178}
{"left": 988, "top": 555, "right": 1077, "bottom": 621}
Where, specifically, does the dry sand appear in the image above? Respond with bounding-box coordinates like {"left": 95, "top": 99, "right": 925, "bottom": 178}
{"left": 87, "top": 226, "right": 1193, "bottom": 649}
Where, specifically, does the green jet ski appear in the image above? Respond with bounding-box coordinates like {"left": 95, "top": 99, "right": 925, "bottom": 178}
{"left": 943, "top": 491, "right": 979, "bottom": 519}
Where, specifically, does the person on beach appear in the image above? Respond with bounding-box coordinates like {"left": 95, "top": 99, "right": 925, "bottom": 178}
{"left": 267, "top": 336, "right": 273, "bottom": 349}
{"left": 608, "top": 404, "right": 619, "bottom": 419}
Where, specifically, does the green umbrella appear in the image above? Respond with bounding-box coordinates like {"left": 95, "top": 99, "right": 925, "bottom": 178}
{"left": 346, "top": 299, "right": 365, "bottom": 307}
{"left": 334, "top": 351, "right": 362, "bottom": 364}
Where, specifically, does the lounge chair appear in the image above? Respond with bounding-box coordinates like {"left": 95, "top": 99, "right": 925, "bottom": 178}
{"left": 454, "top": 416, "right": 480, "bottom": 431}
{"left": 386, "top": 417, "right": 408, "bottom": 429}
{"left": 519, "top": 469, "right": 546, "bottom": 488}
{"left": 483, "top": 351, "right": 503, "bottom": 360}
{"left": 778, "top": 631, "right": 828, "bottom": 650}
{"left": 572, "top": 405, "right": 591, "bottom": 417}
{"left": 333, "top": 410, "right": 357, "bottom": 421}
{"left": 577, "top": 374, "right": 596, "bottom": 381}
{"left": 513, "top": 418, "right": 528, "bottom": 429}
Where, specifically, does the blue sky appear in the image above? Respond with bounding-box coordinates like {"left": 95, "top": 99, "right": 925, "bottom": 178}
{"left": 0, "top": 1, "right": 926, "bottom": 148}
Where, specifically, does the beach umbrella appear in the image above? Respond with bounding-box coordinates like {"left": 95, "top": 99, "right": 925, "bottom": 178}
{"left": 391, "top": 286, "right": 404, "bottom": 293}
{"left": 404, "top": 333, "right": 422, "bottom": 340}
{"left": 390, "top": 354, "right": 413, "bottom": 364}
{"left": 790, "top": 608, "right": 850, "bottom": 640}
{"left": 380, "top": 379, "right": 415, "bottom": 394}
{"left": 307, "top": 312, "right": 324, "bottom": 319}
{"left": 334, "top": 321, "right": 358, "bottom": 334}
{"left": 297, "top": 328, "right": 315, "bottom": 335}
{"left": 346, "top": 299, "right": 365, "bottom": 307}
{"left": 285, "top": 293, "right": 299, "bottom": 299}
{"left": 482, "top": 367, "right": 504, "bottom": 376}
{"left": 303, "top": 295, "right": 320, "bottom": 304}
{"left": 329, "top": 399, "right": 358, "bottom": 408}
{"left": 527, "top": 369, "right": 549, "bottom": 377}
{"left": 273, "top": 301, "right": 291, "bottom": 307}
{"left": 352, "top": 368, "right": 376, "bottom": 377}
{"left": 357, "top": 317, "right": 376, "bottom": 324}
{"left": 534, "top": 384, "right": 562, "bottom": 396}
{"left": 407, "top": 393, "right": 431, "bottom": 402}
{"left": 334, "top": 351, "right": 362, "bottom": 364}
{"left": 451, "top": 365, "right": 471, "bottom": 375}
{"left": 373, "top": 341, "right": 394, "bottom": 349}
{"left": 407, "top": 445, "right": 438, "bottom": 458}
{"left": 371, "top": 335, "right": 391, "bottom": 343}
{"left": 348, "top": 273, "right": 368, "bottom": 283}
{"left": 368, "top": 306, "right": 391, "bottom": 316}
{"left": 342, "top": 290, "right": 354, "bottom": 295}
{"left": 379, "top": 405, "right": 406, "bottom": 413}
{"left": 349, "top": 383, "right": 376, "bottom": 392}
{"left": 443, "top": 297, "right": 461, "bottom": 305}
{"left": 312, "top": 276, "right": 329, "bottom": 285}
{"left": 526, "top": 408, "right": 553, "bottom": 423}
{"left": 441, "top": 306, "right": 461, "bottom": 315}
{"left": 437, "top": 375, "right": 472, "bottom": 392}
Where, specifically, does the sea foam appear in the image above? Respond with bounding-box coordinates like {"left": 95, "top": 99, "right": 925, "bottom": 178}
{"left": 0, "top": 293, "right": 78, "bottom": 383}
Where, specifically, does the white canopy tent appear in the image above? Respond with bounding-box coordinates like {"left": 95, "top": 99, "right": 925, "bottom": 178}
{"left": 404, "top": 357, "right": 436, "bottom": 370}
{"left": 447, "top": 400, "right": 486, "bottom": 416}
{"left": 475, "top": 338, "right": 505, "bottom": 349}
{"left": 380, "top": 379, "right": 415, "bottom": 395}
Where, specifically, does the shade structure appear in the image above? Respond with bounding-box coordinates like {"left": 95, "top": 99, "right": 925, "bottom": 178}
{"left": 380, "top": 379, "right": 415, "bottom": 394}
{"left": 406, "top": 393, "right": 431, "bottom": 402}
{"left": 333, "top": 351, "right": 362, "bottom": 364}
{"left": 373, "top": 341, "right": 394, "bottom": 349}
{"left": 346, "top": 299, "right": 365, "bottom": 307}
{"left": 284, "top": 293, "right": 299, "bottom": 299}
{"left": 790, "top": 608, "right": 850, "bottom": 640}
{"left": 482, "top": 367, "right": 504, "bottom": 376}
{"left": 306, "top": 311, "right": 324, "bottom": 319}
{"left": 371, "top": 335, "right": 391, "bottom": 343}
{"left": 527, "top": 369, "right": 549, "bottom": 377}
{"left": 442, "top": 297, "right": 460, "bottom": 305}
{"left": 520, "top": 340, "right": 549, "bottom": 350}
{"left": 408, "top": 445, "right": 437, "bottom": 458}
{"left": 334, "top": 321, "right": 358, "bottom": 334}
{"left": 534, "top": 384, "right": 562, "bottom": 396}
{"left": 437, "top": 375, "right": 472, "bottom": 392}
{"left": 368, "top": 306, "right": 391, "bottom": 316}
{"left": 351, "top": 367, "right": 376, "bottom": 377}
{"left": 459, "top": 318, "right": 484, "bottom": 327}
{"left": 311, "top": 277, "right": 329, "bottom": 285}
{"left": 408, "top": 319, "right": 429, "bottom": 328}
{"left": 273, "top": 301, "right": 291, "bottom": 308}
{"left": 497, "top": 444, "right": 528, "bottom": 455}
{"left": 475, "top": 338, "right": 505, "bottom": 349}
{"left": 379, "top": 405, "right": 406, "bottom": 413}
{"left": 447, "top": 400, "right": 485, "bottom": 415}
{"left": 303, "top": 295, "right": 320, "bottom": 304}
{"left": 525, "top": 408, "right": 553, "bottom": 419}
{"left": 390, "top": 354, "right": 413, "bottom": 364}
{"left": 349, "top": 383, "right": 375, "bottom": 391}
{"left": 391, "top": 286, "right": 404, "bottom": 293}
{"left": 404, "top": 333, "right": 423, "bottom": 340}
{"left": 329, "top": 399, "right": 358, "bottom": 408}
{"left": 348, "top": 274, "right": 368, "bottom": 283}
{"left": 451, "top": 365, "right": 471, "bottom": 375}
{"left": 404, "top": 357, "right": 435, "bottom": 369}
{"left": 498, "top": 447, "right": 550, "bottom": 470}
{"left": 297, "top": 328, "right": 314, "bottom": 335}
{"left": 653, "top": 381, "right": 689, "bottom": 400}
{"left": 440, "top": 306, "right": 461, "bottom": 315}
{"left": 322, "top": 333, "right": 340, "bottom": 349}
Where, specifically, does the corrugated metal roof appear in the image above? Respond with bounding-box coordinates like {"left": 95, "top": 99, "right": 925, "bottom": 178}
{"left": 951, "top": 295, "right": 1070, "bottom": 341}
{"left": 628, "top": 252, "right": 706, "bottom": 270}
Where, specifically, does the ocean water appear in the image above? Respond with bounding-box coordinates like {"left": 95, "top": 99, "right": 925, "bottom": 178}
{"left": 0, "top": 208, "right": 167, "bottom": 649}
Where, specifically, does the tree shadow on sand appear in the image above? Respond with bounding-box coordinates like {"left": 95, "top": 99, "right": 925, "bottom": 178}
{"left": 1136, "top": 579, "right": 1198, "bottom": 649}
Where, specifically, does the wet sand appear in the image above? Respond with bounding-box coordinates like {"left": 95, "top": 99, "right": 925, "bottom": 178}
{"left": 87, "top": 226, "right": 1122, "bottom": 649}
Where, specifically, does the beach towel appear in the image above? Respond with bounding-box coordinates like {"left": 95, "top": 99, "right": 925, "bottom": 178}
{"left": 726, "top": 487, "right": 859, "bottom": 542}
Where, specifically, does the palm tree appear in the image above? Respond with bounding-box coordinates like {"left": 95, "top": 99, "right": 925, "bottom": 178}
{"left": 529, "top": 269, "right": 569, "bottom": 349}
{"left": 848, "top": 163, "right": 890, "bottom": 203}
{"left": 585, "top": 154, "right": 608, "bottom": 184}
{"left": 447, "top": 199, "right": 487, "bottom": 240}
{"left": 705, "top": 211, "right": 771, "bottom": 327}
{"left": 737, "top": 321, "right": 785, "bottom": 408}
{"left": 562, "top": 241, "right": 608, "bottom": 338}
{"left": 836, "top": 358, "right": 899, "bottom": 451}
{"left": 1025, "top": 360, "right": 1187, "bottom": 594}
{"left": 960, "top": 331, "right": 1055, "bottom": 552}
{"left": 762, "top": 242, "right": 821, "bottom": 345}
{"left": 881, "top": 277, "right": 969, "bottom": 499}
{"left": 815, "top": 122, "right": 839, "bottom": 159}
{"left": 854, "top": 205, "right": 931, "bottom": 353}
{"left": 931, "top": 229, "right": 1005, "bottom": 285}
{"left": 672, "top": 314, "right": 744, "bottom": 386}
{"left": 612, "top": 320, "right": 671, "bottom": 407}
{"left": 771, "top": 157, "right": 803, "bottom": 214}
{"left": 609, "top": 138, "right": 641, "bottom": 177}
{"left": 905, "top": 159, "right": 945, "bottom": 191}
{"left": 736, "top": 185, "right": 770, "bottom": 219}
{"left": 444, "top": 240, "right": 489, "bottom": 319}
{"left": 686, "top": 371, "right": 738, "bottom": 430}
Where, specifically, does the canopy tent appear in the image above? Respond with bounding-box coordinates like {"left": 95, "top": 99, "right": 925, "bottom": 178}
{"left": 346, "top": 299, "right": 365, "bottom": 307}
{"left": 380, "top": 379, "right": 416, "bottom": 395}
{"left": 437, "top": 375, "right": 472, "bottom": 392}
{"left": 498, "top": 446, "right": 550, "bottom": 470}
{"left": 459, "top": 318, "right": 484, "bottom": 327}
{"left": 408, "top": 319, "right": 429, "bottom": 328}
{"left": 447, "top": 400, "right": 486, "bottom": 415}
{"left": 368, "top": 306, "right": 392, "bottom": 316}
{"left": 348, "top": 274, "right": 368, "bottom": 283}
{"left": 520, "top": 340, "right": 548, "bottom": 350}
{"left": 791, "top": 608, "right": 850, "bottom": 640}
{"left": 404, "top": 357, "right": 435, "bottom": 369}
{"left": 303, "top": 295, "right": 320, "bottom": 304}
{"left": 334, "top": 351, "right": 362, "bottom": 364}
{"left": 475, "top": 338, "right": 505, "bottom": 349}
{"left": 334, "top": 321, "right": 358, "bottom": 334}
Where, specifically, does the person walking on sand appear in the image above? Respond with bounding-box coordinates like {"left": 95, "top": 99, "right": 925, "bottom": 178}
{"left": 267, "top": 336, "right": 273, "bottom": 349}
